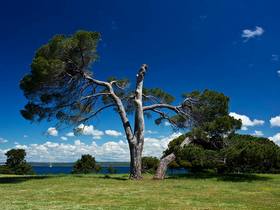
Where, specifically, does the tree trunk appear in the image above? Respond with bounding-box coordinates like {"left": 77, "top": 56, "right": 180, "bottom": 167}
{"left": 154, "top": 137, "right": 191, "bottom": 180}
{"left": 129, "top": 64, "right": 147, "bottom": 180}
{"left": 153, "top": 153, "right": 176, "bottom": 180}
{"left": 129, "top": 142, "right": 143, "bottom": 179}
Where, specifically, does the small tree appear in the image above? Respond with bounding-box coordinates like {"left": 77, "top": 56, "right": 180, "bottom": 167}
{"left": 20, "top": 30, "right": 195, "bottom": 179}
{"left": 72, "top": 154, "right": 100, "bottom": 174}
{"left": 141, "top": 156, "right": 159, "bottom": 173}
{"left": 5, "top": 149, "right": 33, "bottom": 175}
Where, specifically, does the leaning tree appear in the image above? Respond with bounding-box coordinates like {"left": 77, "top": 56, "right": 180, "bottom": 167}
{"left": 154, "top": 90, "right": 242, "bottom": 179}
{"left": 20, "top": 30, "right": 195, "bottom": 179}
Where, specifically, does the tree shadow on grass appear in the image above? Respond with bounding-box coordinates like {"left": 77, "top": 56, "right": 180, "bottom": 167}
{"left": 0, "top": 175, "right": 54, "bottom": 184}
{"left": 167, "top": 172, "right": 272, "bottom": 182}
{"left": 101, "top": 174, "right": 129, "bottom": 181}
{"left": 71, "top": 174, "right": 129, "bottom": 181}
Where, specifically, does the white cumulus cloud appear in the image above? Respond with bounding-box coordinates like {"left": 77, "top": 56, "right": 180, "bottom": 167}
{"left": 0, "top": 149, "right": 7, "bottom": 161}
{"left": 1, "top": 133, "right": 182, "bottom": 162}
{"left": 105, "top": 130, "right": 122, "bottom": 137}
{"left": 60, "top": 136, "right": 68, "bottom": 141}
{"left": 164, "top": 121, "right": 171, "bottom": 126}
{"left": 242, "top": 26, "right": 264, "bottom": 41}
{"left": 66, "top": 132, "right": 75, "bottom": 137}
{"left": 75, "top": 124, "right": 104, "bottom": 139}
{"left": 269, "top": 133, "right": 280, "bottom": 145}
{"left": 143, "top": 132, "right": 182, "bottom": 157}
{"left": 229, "top": 112, "right": 264, "bottom": 130}
{"left": 93, "top": 136, "right": 102, "bottom": 140}
{"left": 270, "top": 115, "right": 280, "bottom": 127}
{"left": 252, "top": 130, "right": 264, "bottom": 137}
{"left": 46, "top": 127, "right": 58, "bottom": 136}
{"left": 145, "top": 130, "right": 158, "bottom": 134}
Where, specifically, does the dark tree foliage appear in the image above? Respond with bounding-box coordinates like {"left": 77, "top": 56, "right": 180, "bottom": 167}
{"left": 185, "top": 90, "right": 241, "bottom": 149}
{"left": 221, "top": 134, "right": 280, "bottom": 173}
{"left": 164, "top": 134, "right": 280, "bottom": 174}
{"left": 176, "top": 144, "right": 223, "bottom": 172}
{"left": 163, "top": 90, "right": 241, "bottom": 156}
{"left": 72, "top": 154, "right": 101, "bottom": 174}
{"left": 20, "top": 31, "right": 101, "bottom": 123}
{"left": 4, "top": 149, "right": 33, "bottom": 175}
{"left": 141, "top": 156, "right": 159, "bottom": 173}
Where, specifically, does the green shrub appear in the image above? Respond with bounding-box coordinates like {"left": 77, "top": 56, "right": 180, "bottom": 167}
{"left": 72, "top": 154, "right": 101, "bottom": 174}
{"left": 141, "top": 156, "right": 159, "bottom": 173}
{"left": 0, "top": 165, "right": 13, "bottom": 174}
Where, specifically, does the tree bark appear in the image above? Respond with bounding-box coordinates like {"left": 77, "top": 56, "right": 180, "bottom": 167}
{"left": 153, "top": 153, "right": 176, "bottom": 180}
{"left": 129, "top": 142, "right": 144, "bottom": 179}
{"left": 154, "top": 137, "right": 191, "bottom": 180}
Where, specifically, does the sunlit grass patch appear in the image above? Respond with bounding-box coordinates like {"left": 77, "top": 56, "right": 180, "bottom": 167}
{"left": 0, "top": 173, "right": 279, "bottom": 209}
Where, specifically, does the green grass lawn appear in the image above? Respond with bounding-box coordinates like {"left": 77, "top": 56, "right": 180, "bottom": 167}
{"left": 0, "top": 173, "right": 279, "bottom": 210}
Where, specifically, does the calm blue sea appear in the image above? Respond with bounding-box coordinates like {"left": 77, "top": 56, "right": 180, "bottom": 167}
{"left": 32, "top": 166, "right": 187, "bottom": 175}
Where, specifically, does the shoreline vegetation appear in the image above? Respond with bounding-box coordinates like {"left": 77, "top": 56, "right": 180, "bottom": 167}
{"left": 0, "top": 173, "right": 279, "bottom": 209}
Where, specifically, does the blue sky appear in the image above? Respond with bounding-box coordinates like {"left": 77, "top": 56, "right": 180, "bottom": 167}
{"left": 0, "top": 0, "right": 280, "bottom": 162}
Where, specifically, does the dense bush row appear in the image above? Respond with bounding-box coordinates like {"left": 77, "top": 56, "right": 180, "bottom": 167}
{"left": 165, "top": 133, "right": 280, "bottom": 174}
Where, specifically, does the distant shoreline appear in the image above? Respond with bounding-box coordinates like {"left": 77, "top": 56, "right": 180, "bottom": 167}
{"left": 0, "top": 162, "right": 130, "bottom": 167}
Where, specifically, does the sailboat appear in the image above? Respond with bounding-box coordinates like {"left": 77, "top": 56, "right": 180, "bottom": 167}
{"left": 49, "top": 162, "right": 53, "bottom": 168}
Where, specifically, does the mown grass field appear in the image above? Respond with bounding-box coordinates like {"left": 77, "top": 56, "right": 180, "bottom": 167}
{"left": 0, "top": 173, "right": 279, "bottom": 210}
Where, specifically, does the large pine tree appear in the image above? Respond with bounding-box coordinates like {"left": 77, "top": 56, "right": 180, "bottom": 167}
{"left": 20, "top": 30, "right": 195, "bottom": 179}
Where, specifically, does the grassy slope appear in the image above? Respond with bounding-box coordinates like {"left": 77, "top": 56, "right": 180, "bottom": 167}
{"left": 0, "top": 174, "right": 279, "bottom": 210}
